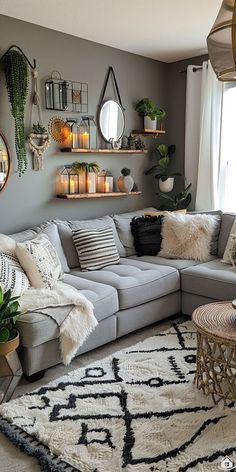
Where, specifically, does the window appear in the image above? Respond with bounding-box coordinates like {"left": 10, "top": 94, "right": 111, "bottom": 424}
{"left": 219, "top": 85, "right": 236, "bottom": 212}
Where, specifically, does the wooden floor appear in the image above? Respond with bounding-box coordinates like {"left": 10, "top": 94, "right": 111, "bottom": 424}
{"left": 0, "top": 315, "right": 182, "bottom": 472}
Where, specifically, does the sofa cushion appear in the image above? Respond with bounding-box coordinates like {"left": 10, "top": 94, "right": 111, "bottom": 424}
{"left": 181, "top": 258, "right": 236, "bottom": 301}
{"left": 188, "top": 210, "right": 222, "bottom": 255}
{"left": 56, "top": 216, "right": 125, "bottom": 269}
{"left": 9, "top": 228, "right": 37, "bottom": 242}
{"left": 71, "top": 258, "right": 179, "bottom": 310}
{"left": 113, "top": 207, "right": 157, "bottom": 256}
{"left": 17, "top": 274, "right": 119, "bottom": 347}
{"left": 130, "top": 255, "right": 206, "bottom": 270}
{"left": 218, "top": 213, "right": 236, "bottom": 258}
{"left": 34, "top": 222, "right": 70, "bottom": 273}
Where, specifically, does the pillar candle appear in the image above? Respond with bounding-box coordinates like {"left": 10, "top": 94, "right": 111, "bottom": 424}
{"left": 87, "top": 172, "right": 96, "bottom": 193}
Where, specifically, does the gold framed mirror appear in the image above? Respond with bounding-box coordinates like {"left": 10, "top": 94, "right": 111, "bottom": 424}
{"left": 0, "top": 133, "right": 11, "bottom": 193}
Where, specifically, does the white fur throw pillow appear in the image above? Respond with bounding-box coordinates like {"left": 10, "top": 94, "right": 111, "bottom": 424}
{"left": 16, "top": 234, "right": 62, "bottom": 289}
{"left": 159, "top": 213, "right": 217, "bottom": 261}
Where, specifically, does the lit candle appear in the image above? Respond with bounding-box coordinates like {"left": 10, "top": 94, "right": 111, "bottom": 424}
{"left": 104, "top": 182, "right": 110, "bottom": 193}
{"left": 97, "top": 176, "right": 105, "bottom": 193}
{"left": 61, "top": 177, "right": 69, "bottom": 194}
{"left": 82, "top": 132, "right": 89, "bottom": 149}
{"left": 87, "top": 172, "right": 96, "bottom": 193}
{"left": 69, "top": 176, "right": 77, "bottom": 194}
{"left": 79, "top": 172, "right": 86, "bottom": 193}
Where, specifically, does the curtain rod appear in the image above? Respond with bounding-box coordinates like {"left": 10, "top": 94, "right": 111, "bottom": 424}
{"left": 179, "top": 66, "right": 203, "bottom": 74}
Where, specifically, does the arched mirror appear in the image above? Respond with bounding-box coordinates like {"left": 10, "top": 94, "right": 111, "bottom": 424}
{"left": 0, "top": 133, "right": 10, "bottom": 193}
{"left": 99, "top": 100, "right": 125, "bottom": 144}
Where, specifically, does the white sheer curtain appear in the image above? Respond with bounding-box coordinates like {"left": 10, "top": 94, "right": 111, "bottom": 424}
{"left": 185, "top": 61, "right": 224, "bottom": 211}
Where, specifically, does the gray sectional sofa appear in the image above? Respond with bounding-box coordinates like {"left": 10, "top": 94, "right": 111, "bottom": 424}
{"left": 8, "top": 208, "right": 236, "bottom": 377}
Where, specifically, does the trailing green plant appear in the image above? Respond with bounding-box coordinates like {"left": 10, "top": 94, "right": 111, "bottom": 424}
{"left": 134, "top": 98, "right": 166, "bottom": 121}
{"left": 4, "top": 50, "right": 29, "bottom": 176}
{"left": 0, "top": 287, "right": 21, "bottom": 343}
{"left": 121, "top": 168, "right": 131, "bottom": 176}
{"left": 157, "top": 183, "right": 192, "bottom": 211}
{"left": 72, "top": 161, "right": 100, "bottom": 173}
{"left": 145, "top": 144, "right": 181, "bottom": 182}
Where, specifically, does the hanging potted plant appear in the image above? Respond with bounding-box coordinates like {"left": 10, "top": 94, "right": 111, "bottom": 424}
{"left": 3, "top": 49, "right": 29, "bottom": 176}
{"left": 0, "top": 287, "right": 21, "bottom": 356}
{"left": 134, "top": 98, "right": 165, "bottom": 130}
{"left": 145, "top": 144, "right": 181, "bottom": 193}
{"left": 117, "top": 168, "right": 134, "bottom": 193}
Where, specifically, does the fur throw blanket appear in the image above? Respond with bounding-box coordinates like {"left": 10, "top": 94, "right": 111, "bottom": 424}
{"left": 20, "top": 282, "right": 98, "bottom": 365}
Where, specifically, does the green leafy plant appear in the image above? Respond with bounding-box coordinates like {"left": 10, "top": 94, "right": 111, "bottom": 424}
{"left": 121, "top": 167, "right": 131, "bottom": 176}
{"left": 135, "top": 98, "right": 166, "bottom": 121}
{"left": 4, "top": 50, "right": 29, "bottom": 176}
{"left": 0, "top": 287, "right": 21, "bottom": 343}
{"left": 32, "top": 122, "right": 47, "bottom": 134}
{"left": 72, "top": 161, "right": 100, "bottom": 173}
{"left": 145, "top": 144, "right": 181, "bottom": 182}
{"left": 157, "top": 183, "right": 192, "bottom": 211}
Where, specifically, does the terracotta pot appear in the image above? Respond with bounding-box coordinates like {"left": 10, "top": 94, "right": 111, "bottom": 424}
{"left": 0, "top": 332, "right": 20, "bottom": 356}
{"left": 159, "top": 177, "right": 174, "bottom": 193}
{"left": 117, "top": 175, "right": 134, "bottom": 193}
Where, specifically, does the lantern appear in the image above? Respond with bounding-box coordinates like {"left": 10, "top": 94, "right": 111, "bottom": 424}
{"left": 96, "top": 169, "right": 113, "bottom": 193}
{"left": 207, "top": 0, "right": 236, "bottom": 81}
{"left": 60, "top": 119, "right": 79, "bottom": 150}
{"left": 78, "top": 116, "right": 97, "bottom": 149}
{"left": 104, "top": 170, "right": 113, "bottom": 193}
{"left": 58, "top": 166, "right": 79, "bottom": 195}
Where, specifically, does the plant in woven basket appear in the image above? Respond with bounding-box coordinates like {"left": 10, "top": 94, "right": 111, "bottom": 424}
{"left": 0, "top": 287, "right": 21, "bottom": 343}
{"left": 3, "top": 49, "right": 29, "bottom": 176}
{"left": 32, "top": 122, "right": 47, "bottom": 135}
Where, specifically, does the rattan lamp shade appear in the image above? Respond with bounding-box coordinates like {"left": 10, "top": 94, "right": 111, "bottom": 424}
{"left": 207, "top": 0, "right": 236, "bottom": 81}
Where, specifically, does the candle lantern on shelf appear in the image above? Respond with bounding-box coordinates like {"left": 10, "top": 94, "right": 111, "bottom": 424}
{"left": 58, "top": 165, "right": 79, "bottom": 195}
{"left": 78, "top": 116, "right": 97, "bottom": 149}
{"left": 71, "top": 161, "right": 87, "bottom": 194}
{"left": 104, "top": 170, "right": 113, "bottom": 193}
{"left": 86, "top": 162, "right": 100, "bottom": 193}
{"left": 60, "top": 119, "right": 79, "bottom": 150}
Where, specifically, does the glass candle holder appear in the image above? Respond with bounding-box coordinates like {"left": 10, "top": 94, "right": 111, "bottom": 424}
{"left": 78, "top": 116, "right": 97, "bottom": 149}
{"left": 87, "top": 172, "right": 96, "bottom": 193}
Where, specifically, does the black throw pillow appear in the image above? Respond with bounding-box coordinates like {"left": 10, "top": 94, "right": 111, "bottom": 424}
{"left": 130, "top": 215, "right": 163, "bottom": 257}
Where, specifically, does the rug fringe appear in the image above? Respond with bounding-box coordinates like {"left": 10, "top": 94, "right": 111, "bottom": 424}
{"left": 0, "top": 418, "right": 79, "bottom": 472}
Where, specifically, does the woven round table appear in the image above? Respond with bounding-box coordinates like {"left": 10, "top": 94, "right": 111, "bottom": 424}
{"left": 192, "top": 301, "right": 236, "bottom": 404}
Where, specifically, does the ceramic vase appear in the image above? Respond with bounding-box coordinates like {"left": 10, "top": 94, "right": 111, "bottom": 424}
{"left": 159, "top": 177, "right": 174, "bottom": 193}
{"left": 117, "top": 175, "right": 134, "bottom": 193}
{"left": 144, "top": 116, "right": 156, "bottom": 130}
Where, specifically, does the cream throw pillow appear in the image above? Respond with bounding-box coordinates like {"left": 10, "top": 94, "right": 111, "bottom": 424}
{"left": 144, "top": 209, "right": 187, "bottom": 217}
{"left": 159, "top": 213, "right": 217, "bottom": 261}
{"left": 0, "top": 234, "right": 30, "bottom": 296}
{"left": 16, "top": 234, "right": 62, "bottom": 289}
{"left": 222, "top": 220, "right": 236, "bottom": 264}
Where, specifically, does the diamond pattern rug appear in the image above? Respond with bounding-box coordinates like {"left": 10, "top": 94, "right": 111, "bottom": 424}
{"left": 0, "top": 320, "right": 236, "bottom": 472}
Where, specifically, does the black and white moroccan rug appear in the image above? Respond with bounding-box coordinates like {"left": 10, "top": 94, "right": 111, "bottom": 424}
{"left": 0, "top": 320, "right": 236, "bottom": 472}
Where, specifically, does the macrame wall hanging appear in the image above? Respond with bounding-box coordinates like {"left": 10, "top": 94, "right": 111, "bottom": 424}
{"left": 28, "top": 69, "right": 51, "bottom": 171}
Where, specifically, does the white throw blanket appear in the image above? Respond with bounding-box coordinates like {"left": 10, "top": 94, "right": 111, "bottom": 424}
{"left": 20, "top": 281, "right": 98, "bottom": 365}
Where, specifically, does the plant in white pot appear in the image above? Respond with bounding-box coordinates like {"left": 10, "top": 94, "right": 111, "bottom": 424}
{"left": 117, "top": 168, "right": 134, "bottom": 193}
{"left": 0, "top": 287, "right": 21, "bottom": 356}
{"left": 145, "top": 144, "right": 181, "bottom": 193}
{"left": 135, "top": 98, "right": 165, "bottom": 131}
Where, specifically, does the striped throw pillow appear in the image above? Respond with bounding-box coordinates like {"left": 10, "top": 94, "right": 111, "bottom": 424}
{"left": 73, "top": 227, "right": 120, "bottom": 271}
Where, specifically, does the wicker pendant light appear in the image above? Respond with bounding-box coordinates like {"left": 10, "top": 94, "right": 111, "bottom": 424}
{"left": 207, "top": 0, "right": 236, "bottom": 81}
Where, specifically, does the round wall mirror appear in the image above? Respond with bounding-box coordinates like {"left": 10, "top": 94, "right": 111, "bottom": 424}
{"left": 99, "top": 100, "right": 125, "bottom": 143}
{"left": 0, "top": 133, "right": 10, "bottom": 193}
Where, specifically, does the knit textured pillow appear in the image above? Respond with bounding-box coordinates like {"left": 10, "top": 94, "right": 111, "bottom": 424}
{"left": 159, "top": 213, "right": 217, "bottom": 262}
{"left": 0, "top": 251, "right": 30, "bottom": 296}
{"left": 130, "top": 215, "right": 163, "bottom": 256}
{"left": 16, "top": 234, "right": 62, "bottom": 289}
{"left": 73, "top": 227, "right": 120, "bottom": 271}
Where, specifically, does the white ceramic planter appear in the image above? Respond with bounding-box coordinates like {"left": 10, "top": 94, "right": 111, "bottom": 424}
{"left": 159, "top": 177, "right": 174, "bottom": 193}
{"left": 117, "top": 175, "right": 134, "bottom": 193}
{"left": 144, "top": 116, "right": 156, "bottom": 130}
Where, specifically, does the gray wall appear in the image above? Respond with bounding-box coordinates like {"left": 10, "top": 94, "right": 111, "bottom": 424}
{"left": 0, "top": 15, "right": 169, "bottom": 234}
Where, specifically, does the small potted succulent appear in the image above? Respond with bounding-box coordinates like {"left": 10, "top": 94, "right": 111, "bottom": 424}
{"left": 135, "top": 98, "right": 166, "bottom": 130}
{"left": 0, "top": 287, "right": 21, "bottom": 356}
{"left": 145, "top": 144, "right": 181, "bottom": 193}
{"left": 117, "top": 168, "right": 134, "bottom": 193}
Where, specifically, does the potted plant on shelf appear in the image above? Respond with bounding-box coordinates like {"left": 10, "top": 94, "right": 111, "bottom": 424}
{"left": 117, "top": 168, "right": 134, "bottom": 193}
{"left": 145, "top": 144, "right": 181, "bottom": 193}
{"left": 134, "top": 98, "right": 166, "bottom": 130}
{"left": 158, "top": 183, "right": 192, "bottom": 211}
{"left": 0, "top": 287, "right": 21, "bottom": 356}
{"left": 72, "top": 161, "right": 100, "bottom": 194}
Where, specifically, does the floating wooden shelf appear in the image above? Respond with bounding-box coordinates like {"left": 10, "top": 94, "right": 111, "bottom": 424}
{"left": 57, "top": 191, "right": 142, "bottom": 199}
{"left": 61, "top": 148, "right": 147, "bottom": 154}
{"left": 132, "top": 129, "right": 166, "bottom": 136}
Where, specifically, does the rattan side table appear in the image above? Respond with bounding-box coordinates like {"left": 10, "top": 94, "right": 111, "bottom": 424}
{"left": 192, "top": 301, "right": 236, "bottom": 404}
